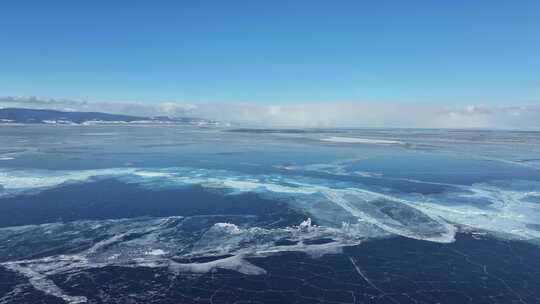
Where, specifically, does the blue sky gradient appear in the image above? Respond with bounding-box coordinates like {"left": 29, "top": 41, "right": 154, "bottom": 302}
{"left": 1, "top": 1, "right": 539, "bottom": 105}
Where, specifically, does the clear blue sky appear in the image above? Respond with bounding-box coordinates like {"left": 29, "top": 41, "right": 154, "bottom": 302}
{"left": 1, "top": 0, "right": 539, "bottom": 104}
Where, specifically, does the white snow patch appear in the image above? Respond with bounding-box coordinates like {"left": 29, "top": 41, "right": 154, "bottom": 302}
{"left": 145, "top": 249, "right": 168, "bottom": 256}
{"left": 169, "top": 255, "right": 266, "bottom": 275}
{"left": 321, "top": 137, "right": 402, "bottom": 144}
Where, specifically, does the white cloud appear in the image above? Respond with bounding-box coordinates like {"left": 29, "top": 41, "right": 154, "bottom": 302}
{"left": 1, "top": 96, "right": 539, "bottom": 130}
{"left": 158, "top": 102, "right": 198, "bottom": 115}
{"left": 189, "top": 103, "right": 540, "bottom": 130}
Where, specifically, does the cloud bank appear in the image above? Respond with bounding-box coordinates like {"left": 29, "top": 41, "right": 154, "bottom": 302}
{"left": 1, "top": 96, "right": 539, "bottom": 130}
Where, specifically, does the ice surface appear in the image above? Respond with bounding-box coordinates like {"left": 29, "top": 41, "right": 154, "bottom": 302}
{"left": 0, "top": 215, "right": 380, "bottom": 301}
{"left": 1, "top": 127, "right": 540, "bottom": 302}
{"left": 321, "top": 136, "right": 403, "bottom": 144}
{"left": 1, "top": 166, "right": 538, "bottom": 243}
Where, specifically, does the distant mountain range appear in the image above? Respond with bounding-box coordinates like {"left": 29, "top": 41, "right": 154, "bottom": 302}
{"left": 0, "top": 108, "right": 219, "bottom": 126}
